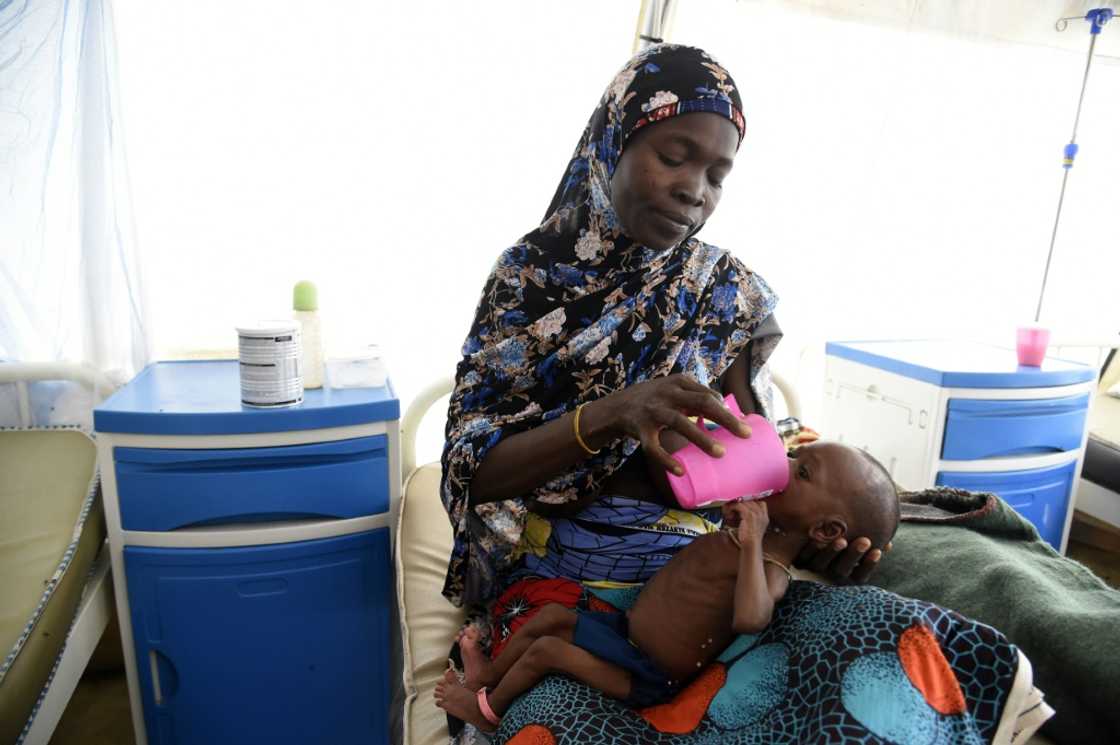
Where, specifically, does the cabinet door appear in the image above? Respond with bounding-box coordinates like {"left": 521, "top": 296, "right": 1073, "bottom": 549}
{"left": 124, "top": 530, "right": 391, "bottom": 745}
{"left": 824, "top": 357, "right": 939, "bottom": 489}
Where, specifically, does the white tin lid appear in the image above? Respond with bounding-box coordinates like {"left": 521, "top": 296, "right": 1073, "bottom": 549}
{"left": 236, "top": 320, "right": 301, "bottom": 337}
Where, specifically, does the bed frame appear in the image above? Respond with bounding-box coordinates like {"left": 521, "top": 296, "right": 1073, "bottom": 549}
{"left": 0, "top": 362, "right": 116, "bottom": 745}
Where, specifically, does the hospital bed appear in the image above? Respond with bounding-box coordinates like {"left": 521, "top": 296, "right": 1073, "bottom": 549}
{"left": 393, "top": 374, "right": 1057, "bottom": 745}
{"left": 0, "top": 364, "right": 115, "bottom": 744}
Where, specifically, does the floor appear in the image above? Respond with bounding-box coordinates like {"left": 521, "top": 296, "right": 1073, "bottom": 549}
{"left": 49, "top": 617, "right": 135, "bottom": 745}
{"left": 1067, "top": 537, "right": 1120, "bottom": 587}
{"left": 49, "top": 672, "right": 133, "bottom": 745}
{"left": 46, "top": 537, "right": 1120, "bottom": 745}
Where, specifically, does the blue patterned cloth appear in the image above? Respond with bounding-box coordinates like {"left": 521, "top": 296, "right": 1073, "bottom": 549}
{"left": 516, "top": 496, "right": 721, "bottom": 585}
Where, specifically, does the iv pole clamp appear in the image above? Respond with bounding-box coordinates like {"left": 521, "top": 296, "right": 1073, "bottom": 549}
{"left": 1036, "top": 8, "right": 1113, "bottom": 323}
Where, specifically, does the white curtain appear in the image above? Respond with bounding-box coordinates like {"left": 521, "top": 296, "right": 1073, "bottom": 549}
{"left": 0, "top": 0, "right": 148, "bottom": 427}
{"left": 104, "top": 1, "right": 1118, "bottom": 457}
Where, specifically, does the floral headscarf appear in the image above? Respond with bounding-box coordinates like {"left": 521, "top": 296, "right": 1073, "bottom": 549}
{"left": 441, "top": 45, "right": 779, "bottom": 607}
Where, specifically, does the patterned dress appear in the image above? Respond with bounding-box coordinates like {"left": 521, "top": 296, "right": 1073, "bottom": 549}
{"left": 440, "top": 44, "right": 779, "bottom": 611}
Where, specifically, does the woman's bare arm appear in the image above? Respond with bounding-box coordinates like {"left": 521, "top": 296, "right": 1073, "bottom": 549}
{"left": 720, "top": 312, "right": 783, "bottom": 416}
{"left": 720, "top": 348, "right": 758, "bottom": 416}
{"left": 469, "top": 374, "right": 750, "bottom": 505}
{"left": 470, "top": 402, "right": 613, "bottom": 505}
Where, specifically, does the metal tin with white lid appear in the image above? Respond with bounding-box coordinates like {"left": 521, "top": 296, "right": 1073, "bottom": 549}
{"left": 236, "top": 321, "right": 303, "bottom": 407}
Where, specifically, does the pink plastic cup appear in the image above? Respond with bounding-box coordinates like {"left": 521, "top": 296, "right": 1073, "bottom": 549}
{"left": 666, "top": 393, "right": 791, "bottom": 509}
{"left": 1016, "top": 326, "right": 1050, "bottom": 367}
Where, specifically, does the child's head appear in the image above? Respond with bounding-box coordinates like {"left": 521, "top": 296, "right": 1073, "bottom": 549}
{"left": 766, "top": 441, "right": 899, "bottom": 549}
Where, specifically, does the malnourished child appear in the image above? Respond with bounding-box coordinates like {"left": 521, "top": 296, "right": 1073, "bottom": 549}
{"left": 435, "top": 440, "right": 899, "bottom": 732}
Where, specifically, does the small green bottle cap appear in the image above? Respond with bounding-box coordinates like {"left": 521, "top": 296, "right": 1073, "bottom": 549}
{"left": 293, "top": 280, "right": 318, "bottom": 311}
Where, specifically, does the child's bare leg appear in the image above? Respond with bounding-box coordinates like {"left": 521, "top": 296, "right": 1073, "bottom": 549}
{"left": 467, "top": 603, "right": 577, "bottom": 689}
{"left": 488, "top": 635, "right": 630, "bottom": 714}
{"left": 435, "top": 637, "right": 631, "bottom": 733}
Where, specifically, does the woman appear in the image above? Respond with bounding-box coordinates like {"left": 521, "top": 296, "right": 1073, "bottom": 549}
{"left": 440, "top": 42, "right": 881, "bottom": 714}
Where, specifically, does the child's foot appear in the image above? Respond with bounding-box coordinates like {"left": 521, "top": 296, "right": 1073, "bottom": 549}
{"left": 458, "top": 626, "right": 492, "bottom": 691}
{"left": 434, "top": 670, "right": 497, "bottom": 733}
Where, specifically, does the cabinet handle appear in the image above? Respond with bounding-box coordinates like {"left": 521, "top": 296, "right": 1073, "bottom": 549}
{"left": 838, "top": 384, "right": 915, "bottom": 425}
{"left": 149, "top": 650, "right": 179, "bottom": 706}
{"left": 837, "top": 383, "right": 881, "bottom": 401}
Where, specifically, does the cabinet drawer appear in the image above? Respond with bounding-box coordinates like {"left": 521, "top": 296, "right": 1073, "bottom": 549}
{"left": 936, "top": 461, "right": 1076, "bottom": 549}
{"left": 115, "top": 435, "right": 388, "bottom": 531}
{"left": 941, "top": 394, "right": 1089, "bottom": 460}
{"left": 124, "top": 529, "right": 391, "bottom": 745}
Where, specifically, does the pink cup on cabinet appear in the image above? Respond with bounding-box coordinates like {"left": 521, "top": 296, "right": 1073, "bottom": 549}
{"left": 1016, "top": 326, "right": 1050, "bottom": 367}
{"left": 666, "top": 393, "right": 790, "bottom": 509}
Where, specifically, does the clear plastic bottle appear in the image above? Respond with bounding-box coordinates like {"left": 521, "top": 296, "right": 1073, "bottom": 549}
{"left": 293, "top": 280, "right": 324, "bottom": 389}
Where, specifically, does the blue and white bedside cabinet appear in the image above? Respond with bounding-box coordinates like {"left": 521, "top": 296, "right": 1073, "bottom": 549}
{"left": 93, "top": 360, "right": 400, "bottom": 745}
{"left": 823, "top": 340, "right": 1095, "bottom": 553}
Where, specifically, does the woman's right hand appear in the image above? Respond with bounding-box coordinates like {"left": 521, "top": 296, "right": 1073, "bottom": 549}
{"left": 603, "top": 374, "right": 751, "bottom": 476}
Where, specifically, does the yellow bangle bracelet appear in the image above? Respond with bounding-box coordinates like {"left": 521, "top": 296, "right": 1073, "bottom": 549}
{"left": 573, "top": 403, "right": 602, "bottom": 456}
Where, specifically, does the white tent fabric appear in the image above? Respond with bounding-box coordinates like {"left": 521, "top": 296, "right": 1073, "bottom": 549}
{"left": 0, "top": 0, "right": 147, "bottom": 427}
{"left": 643, "top": 1, "right": 1120, "bottom": 57}
{"left": 4, "top": 0, "right": 1116, "bottom": 435}
{"left": 772, "top": 0, "right": 1120, "bottom": 57}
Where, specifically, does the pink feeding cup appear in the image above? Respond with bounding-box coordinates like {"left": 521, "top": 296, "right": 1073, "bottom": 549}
{"left": 666, "top": 393, "right": 791, "bottom": 509}
{"left": 1016, "top": 326, "right": 1050, "bottom": 367}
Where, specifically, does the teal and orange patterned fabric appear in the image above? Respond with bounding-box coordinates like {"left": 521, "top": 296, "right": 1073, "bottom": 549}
{"left": 492, "top": 580, "right": 1021, "bottom": 744}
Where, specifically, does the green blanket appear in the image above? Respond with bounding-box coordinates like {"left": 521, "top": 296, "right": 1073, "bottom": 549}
{"left": 873, "top": 487, "right": 1120, "bottom": 745}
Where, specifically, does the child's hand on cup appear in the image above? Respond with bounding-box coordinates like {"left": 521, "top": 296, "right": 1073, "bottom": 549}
{"left": 729, "top": 500, "right": 769, "bottom": 544}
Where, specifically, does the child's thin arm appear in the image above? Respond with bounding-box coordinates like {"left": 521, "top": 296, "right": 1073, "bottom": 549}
{"left": 733, "top": 533, "right": 775, "bottom": 634}
{"left": 729, "top": 502, "right": 789, "bottom": 634}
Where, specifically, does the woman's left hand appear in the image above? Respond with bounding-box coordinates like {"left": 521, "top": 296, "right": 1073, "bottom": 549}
{"left": 796, "top": 537, "right": 892, "bottom": 584}
{"left": 786, "top": 427, "right": 820, "bottom": 448}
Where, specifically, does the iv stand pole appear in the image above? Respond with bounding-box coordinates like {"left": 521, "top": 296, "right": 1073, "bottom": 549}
{"left": 1035, "top": 8, "right": 1114, "bottom": 323}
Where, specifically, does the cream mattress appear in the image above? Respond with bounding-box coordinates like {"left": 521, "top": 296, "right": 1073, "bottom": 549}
{"left": 397, "top": 463, "right": 465, "bottom": 745}
{"left": 0, "top": 429, "right": 104, "bottom": 743}
{"left": 1089, "top": 392, "right": 1120, "bottom": 450}
{"left": 1091, "top": 352, "right": 1120, "bottom": 448}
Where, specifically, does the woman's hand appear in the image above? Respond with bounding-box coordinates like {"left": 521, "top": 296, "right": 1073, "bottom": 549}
{"left": 784, "top": 427, "right": 820, "bottom": 448}
{"left": 603, "top": 374, "right": 751, "bottom": 476}
{"left": 796, "top": 537, "right": 892, "bottom": 584}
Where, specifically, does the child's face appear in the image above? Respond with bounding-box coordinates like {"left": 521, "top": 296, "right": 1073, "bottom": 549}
{"left": 763, "top": 442, "right": 871, "bottom": 535}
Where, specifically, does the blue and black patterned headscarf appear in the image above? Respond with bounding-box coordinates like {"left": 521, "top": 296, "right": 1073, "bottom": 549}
{"left": 441, "top": 45, "right": 779, "bottom": 607}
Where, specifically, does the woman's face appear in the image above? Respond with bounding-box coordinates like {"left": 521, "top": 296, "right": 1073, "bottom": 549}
{"left": 610, "top": 112, "right": 740, "bottom": 251}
